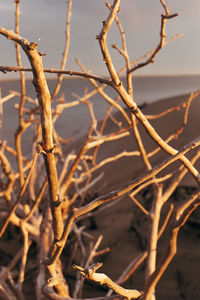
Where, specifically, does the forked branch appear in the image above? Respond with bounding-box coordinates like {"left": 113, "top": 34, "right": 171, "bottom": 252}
{"left": 73, "top": 262, "right": 143, "bottom": 299}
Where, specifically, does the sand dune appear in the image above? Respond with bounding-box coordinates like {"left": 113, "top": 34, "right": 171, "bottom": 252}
{"left": 72, "top": 93, "right": 200, "bottom": 197}
{"left": 77, "top": 93, "right": 200, "bottom": 299}
{"left": 1, "top": 88, "right": 200, "bottom": 299}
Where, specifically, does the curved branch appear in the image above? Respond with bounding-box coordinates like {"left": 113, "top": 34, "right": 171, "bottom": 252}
{"left": 97, "top": 0, "right": 121, "bottom": 85}
{"left": 128, "top": 11, "right": 178, "bottom": 74}
{"left": 73, "top": 263, "right": 143, "bottom": 299}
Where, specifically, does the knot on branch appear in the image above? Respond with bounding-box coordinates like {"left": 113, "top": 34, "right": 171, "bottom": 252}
{"left": 130, "top": 106, "right": 139, "bottom": 114}
{"left": 73, "top": 262, "right": 103, "bottom": 279}
{"left": 36, "top": 143, "right": 61, "bottom": 155}
{"left": 52, "top": 196, "right": 61, "bottom": 208}
{"left": 71, "top": 206, "right": 78, "bottom": 215}
{"left": 161, "top": 33, "right": 167, "bottom": 38}
{"left": 162, "top": 13, "right": 178, "bottom": 19}
{"left": 47, "top": 277, "right": 59, "bottom": 287}
{"left": 29, "top": 42, "right": 38, "bottom": 50}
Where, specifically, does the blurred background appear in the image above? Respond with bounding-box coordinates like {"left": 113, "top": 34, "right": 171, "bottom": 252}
{"left": 0, "top": 0, "right": 200, "bottom": 79}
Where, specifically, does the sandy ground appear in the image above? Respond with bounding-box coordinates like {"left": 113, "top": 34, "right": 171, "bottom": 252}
{"left": 1, "top": 92, "right": 200, "bottom": 299}
{"left": 63, "top": 93, "right": 200, "bottom": 299}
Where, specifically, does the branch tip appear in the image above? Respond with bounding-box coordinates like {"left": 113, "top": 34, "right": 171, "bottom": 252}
{"left": 38, "top": 51, "right": 46, "bottom": 57}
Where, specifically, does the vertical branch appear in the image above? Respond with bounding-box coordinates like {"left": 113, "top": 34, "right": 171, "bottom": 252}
{"left": 0, "top": 25, "right": 71, "bottom": 296}
{"left": 0, "top": 92, "right": 16, "bottom": 139}
{"left": 97, "top": 0, "right": 121, "bottom": 85}
{"left": 0, "top": 149, "right": 16, "bottom": 202}
{"left": 106, "top": 1, "right": 133, "bottom": 97}
{"left": 143, "top": 192, "right": 200, "bottom": 299}
{"left": 107, "top": 2, "right": 153, "bottom": 173}
{"left": 51, "top": 0, "right": 72, "bottom": 101}
{"left": 107, "top": 2, "right": 154, "bottom": 175}
{"left": 14, "top": 0, "right": 26, "bottom": 187}
{"left": 18, "top": 223, "right": 30, "bottom": 289}
{"left": 31, "top": 52, "right": 64, "bottom": 242}
{"left": 105, "top": 7, "right": 163, "bottom": 299}
{"left": 11, "top": 31, "right": 67, "bottom": 295}
{"left": 0, "top": 89, "right": 2, "bottom": 135}
{"left": 59, "top": 107, "right": 94, "bottom": 201}
{"left": 0, "top": 28, "right": 64, "bottom": 243}
{"left": 36, "top": 207, "right": 53, "bottom": 300}
{"left": 144, "top": 185, "right": 163, "bottom": 300}
{"left": 0, "top": 151, "right": 38, "bottom": 239}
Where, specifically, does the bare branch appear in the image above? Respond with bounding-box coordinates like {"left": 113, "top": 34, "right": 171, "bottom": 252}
{"left": 0, "top": 151, "right": 38, "bottom": 238}
{"left": 73, "top": 262, "right": 143, "bottom": 299}
{"left": 0, "top": 65, "right": 113, "bottom": 86}
{"left": 128, "top": 5, "right": 178, "bottom": 74}
{"left": 51, "top": 0, "right": 72, "bottom": 100}
{"left": 97, "top": 0, "right": 121, "bottom": 85}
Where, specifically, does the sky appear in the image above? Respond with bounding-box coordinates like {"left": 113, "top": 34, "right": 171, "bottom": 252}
{"left": 0, "top": 0, "right": 200, "bottom": 79}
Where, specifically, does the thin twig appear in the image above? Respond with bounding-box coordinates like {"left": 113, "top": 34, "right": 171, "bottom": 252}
{"left": 0, "top": 65, "right": 113, "bottom": 86}
{"left": 51, "top": 0, "right": 72, "bottom": 101}
{"left": 0, "top": 151, "right": 38, "bottom": 238}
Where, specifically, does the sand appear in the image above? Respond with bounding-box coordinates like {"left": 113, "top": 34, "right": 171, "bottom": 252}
{"left": 1, "top": 91, "right": 200, "bottom": 299}
{"left": 64, "top": 93, "right": 200, "bottom": 299}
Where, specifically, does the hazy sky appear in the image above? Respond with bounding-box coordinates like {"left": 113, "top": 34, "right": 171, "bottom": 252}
{"left": 0, "top": 0, "right": 200, "bottom": 79}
